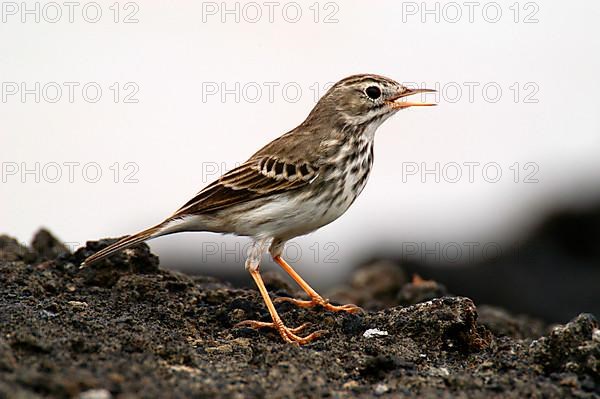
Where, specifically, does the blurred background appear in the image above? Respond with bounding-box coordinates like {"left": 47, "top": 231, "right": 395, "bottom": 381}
{"left": 1, "top": 0, "right": 599, "bottom": 323}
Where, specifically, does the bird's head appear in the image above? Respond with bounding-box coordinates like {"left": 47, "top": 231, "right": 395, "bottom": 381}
{"left": 305, "top": 74, "right": 435, "bottom": 130}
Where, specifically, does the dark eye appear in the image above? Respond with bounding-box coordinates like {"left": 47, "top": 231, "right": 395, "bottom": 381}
{"left": 365, "top": 86, "right": 381, "bottom": 100}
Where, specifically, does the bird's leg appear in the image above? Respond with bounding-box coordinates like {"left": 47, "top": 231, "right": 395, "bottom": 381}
{"left": 271, "top": 255, "right": 362, "bottom": 314}
{"left": 235, "top": 239, "right": 325, "bottom": 344}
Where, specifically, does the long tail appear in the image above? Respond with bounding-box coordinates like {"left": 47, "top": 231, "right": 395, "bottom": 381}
{"left": 81, "top": 223, "right": 167, "bottom": 268}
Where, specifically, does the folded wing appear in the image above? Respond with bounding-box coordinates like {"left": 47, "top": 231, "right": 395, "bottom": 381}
{"left": 172, "top": 155, "right": 319, "bottom": 217}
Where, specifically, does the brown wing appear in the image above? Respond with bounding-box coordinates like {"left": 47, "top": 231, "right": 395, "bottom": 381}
{"left": 172, "top": 155, "right": 319, "bottom": 217}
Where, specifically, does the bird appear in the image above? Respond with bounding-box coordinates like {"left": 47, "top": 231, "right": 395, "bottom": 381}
{"left": 81, "top": 74, "right": 435, "bottom": 344}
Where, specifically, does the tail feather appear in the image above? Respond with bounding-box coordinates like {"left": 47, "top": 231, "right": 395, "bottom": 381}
{"left": 80, "top": 224, "right": 165, "bottom": 268}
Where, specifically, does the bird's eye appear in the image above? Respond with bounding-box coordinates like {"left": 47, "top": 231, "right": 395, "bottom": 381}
{"left": 365, "top": 86, "right": 381, "bottom": 100}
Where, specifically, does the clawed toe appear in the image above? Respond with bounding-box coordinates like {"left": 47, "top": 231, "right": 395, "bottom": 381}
{"left": 235, "top": 320, "right": 311, "bottom": 334}
{"left": 273, "top": 296, "right": 314, "bottom": 307}
{"left": 235, "top": 319, "right": 326, "bottom": 344}
{"left": 331, "top": 303, "right": 363, "bottom": 313}
{"left": 274, "top": 296, "right": 363, "bottom": 314}
{"left": 242, "top": 256, "right": 362, "bottom": 344}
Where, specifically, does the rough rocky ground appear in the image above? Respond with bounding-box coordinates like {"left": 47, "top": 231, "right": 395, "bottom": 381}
{"left": 0, "top": 230, "right": 598, "bottom": 398}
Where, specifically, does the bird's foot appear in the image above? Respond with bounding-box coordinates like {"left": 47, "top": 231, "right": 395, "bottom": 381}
{"left": 274, "top": 296, "right": 363, "bottom": 314}
{"left": 235, "top": 320, "right": 326, "bottom": 344}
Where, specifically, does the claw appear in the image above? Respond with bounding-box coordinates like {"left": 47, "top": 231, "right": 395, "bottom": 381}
{"left": 235, "top": 319, "right": 326, "bottom": 344}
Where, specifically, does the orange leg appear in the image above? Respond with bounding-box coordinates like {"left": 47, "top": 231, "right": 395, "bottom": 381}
{"left": 235, "top": 267, "right": 326, "bottom": 344}
{"left": 272, "top": 256, "right": 362, "bottom": 313}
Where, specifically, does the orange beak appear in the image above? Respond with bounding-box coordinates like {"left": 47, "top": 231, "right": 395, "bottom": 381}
{"left": 386, "top": 88, "right": 437, "bottom": 109}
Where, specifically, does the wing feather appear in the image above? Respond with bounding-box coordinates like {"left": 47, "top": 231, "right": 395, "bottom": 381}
{"left": 172, "top": 156, "right": 318, "bottom": 217}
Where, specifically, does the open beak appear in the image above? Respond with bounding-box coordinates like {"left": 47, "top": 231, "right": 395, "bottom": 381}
{"left": 386, "top": 88, "right": 437, "bottom": 109}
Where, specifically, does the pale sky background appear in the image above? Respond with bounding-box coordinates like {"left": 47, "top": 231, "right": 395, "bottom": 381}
{"left": 1, "top": 0, "right": 599, "bottom": 287}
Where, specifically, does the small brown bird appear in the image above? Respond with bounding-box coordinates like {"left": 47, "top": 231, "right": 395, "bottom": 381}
{"left": 82, "top": 74, "right": 435, "bottom": 344}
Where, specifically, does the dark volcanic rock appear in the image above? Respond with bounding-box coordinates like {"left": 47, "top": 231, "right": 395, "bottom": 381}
{"left": 0, "top": 235, "right": 36, "bottom": 263}
{"left": 397, "top": 275, "right": 449, "bottom": 307}
{"left": 478, "top": 305, "right": 548, "bottom": 340}
{"left": 0, "top": 231, "right": 598, "bottom": 398}
{"left": 73, "top": 238, "right": 160, "bottom": 288}
{"left": 530, "top": 313, "right": 599, "bottom": 380}
{"left": 30, "top": 228, "right": 71, "bottom": 261}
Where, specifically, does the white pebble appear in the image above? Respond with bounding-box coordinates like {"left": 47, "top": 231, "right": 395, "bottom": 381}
{"left": 374, "top": 383, "right": 389, "bottom": 395}
{"left": 68, "top": 301, "right": 88, "bottom": 310}
{"left": 79, "top": 389, "right": 112, "bottom": 399}
{"left": 363, "top": 328, "right": 389, "bottom": 338}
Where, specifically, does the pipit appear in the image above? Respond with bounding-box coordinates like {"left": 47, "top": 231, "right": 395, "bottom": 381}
{"left": 82, "top": 74, "right": 435, "bottom": 344}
